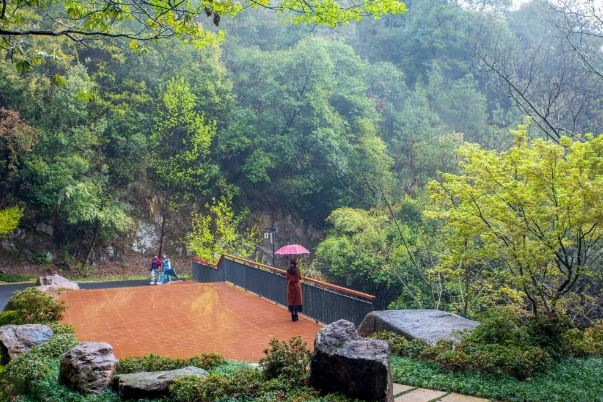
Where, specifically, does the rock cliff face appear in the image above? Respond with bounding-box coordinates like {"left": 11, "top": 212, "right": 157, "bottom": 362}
{"left": 254, "top": 211, "right": 323, "bottom": 268}
{"left": 0, "top": 206, "right": 323, "bottom": 273}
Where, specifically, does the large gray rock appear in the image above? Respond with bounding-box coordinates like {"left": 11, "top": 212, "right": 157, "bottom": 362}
{"left": 113, "top": 366, "right": 209, "bottom": 399}
{"left": 308, "top": 319, "right": 393, "bottom": 402}
{"left": 36, "top": 274, "right": 79, "bottom": 290}
{"left": 59, "top": 342, "right": 118, "bottom": 394}
{"left": 357, "top": 309, "right": 479, "bottom": 344}
{"left": 0, "top": 324, "right": 54, "bottom": 364}
{"left": 35, "top": 285, "right": 61, "bottom": 298}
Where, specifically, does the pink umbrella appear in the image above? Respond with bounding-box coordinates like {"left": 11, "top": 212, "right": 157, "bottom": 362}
{"left": 275, "top": 244, "right": 310, "bottom": 255}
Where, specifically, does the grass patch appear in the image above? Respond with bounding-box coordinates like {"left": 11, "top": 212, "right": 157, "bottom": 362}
{"left": 391, "top": 354, "right": 603, "bottom": 402}
{"left": 0, "top": 272, "right": 36, "bottom": 283}
{"left": 70, "top": 273, "right": 192, "bottom": 282}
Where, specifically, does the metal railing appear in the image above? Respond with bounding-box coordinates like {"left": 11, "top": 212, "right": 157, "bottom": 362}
{"left": 192, "top": 255, "right": 374, "bottom": 326}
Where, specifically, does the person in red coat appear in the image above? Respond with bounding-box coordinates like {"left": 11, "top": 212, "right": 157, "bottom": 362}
{"left": 287, "top": 258, "right": 303, "bottom": 321}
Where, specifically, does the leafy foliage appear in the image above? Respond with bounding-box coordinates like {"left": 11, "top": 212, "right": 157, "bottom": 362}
{"left": 259, "top": 336, "right": 313, "bottom": 386}
{"left": 428, "top": 122, "right": 603, "bottom": 315}
{"left": 0, "top": 205, "right": 23, "bottom": 236}
{"left": 187, "top": 196, "right": 260, "bottom": 264}
{"left": 116, "top": 352, "right": 226, "bottom": 374}
{"left": 2, "top": 287, "right": 66, "bottom": 324}
{"left": 169, "top": 365, "right": 358, "bottom": 402}
{"left": 564, "top": 320, "right": 603, "bottom": 357}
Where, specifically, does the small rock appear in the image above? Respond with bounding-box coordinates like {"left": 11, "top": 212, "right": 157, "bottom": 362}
{"left": 308, "top": 319, "right": 393, "bottom": 402}
{"left": 35, "top": 222, "right": 54, "bottom": 237}
{"left": 357, "top": 309, "right": 479, "bottom": 345}
{"left": 0, "top": 324, "right": 54, "bottom": 364}
{"left": 113, "top": 366, "right": 209, "bottom": 399}
{"left": 36, "top": 274, "right": 79, "bottom": 290}
{"left": 59, "top": 342, "right": 118, "bottom": 394}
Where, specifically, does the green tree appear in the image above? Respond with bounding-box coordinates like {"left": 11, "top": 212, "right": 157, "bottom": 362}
{"left": 428, "top": 122, "right": 603, "bottom": 315}
{"left": 187, "top": 196, "right": 259, "bottom": 264}
{"left": 150, "top": 76, "right": 217, "bottom": 255}
{"left": 61, "top": 176, "right": 132, "bottom": 265}
{"left": 0, "top": 0, "right": 407, "bottom": 68}
{"left": 0, "top": 204, "right": 22, "bottom": 235}
{"left": 315, "top": 195, "right": 446, "bottom": 309}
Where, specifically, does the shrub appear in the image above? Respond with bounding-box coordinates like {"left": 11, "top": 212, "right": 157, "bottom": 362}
{"left": 369, "top": 331, "right": 428, "bottom": 358}
{"left": 524, "top": 313, "right": 574, "bottom": 360}
{"left": 259, "top": 336, "right": 313, "bottom": 385}
{"left": 0, "top": 310, "right": 20, "bottom": 326}
{"left": 564, "top": 320, "right": 603, "bottom": 357}
{"left": 371, "top": 329, "right": 550, "bottom": 379}
{"left": 116, "top": 352, "right": 226, "bottom": 374}
{"left": 2, "top": 287, "right": 66, "bottom": 324}
{"left": 435, "top": 342, "right": 551, "bottom": 379}
{"left": 465, "top": 310, "right": 526, "bottom": 347}
{"left": 170, "top": 366, "right": 263, "bottom": 402}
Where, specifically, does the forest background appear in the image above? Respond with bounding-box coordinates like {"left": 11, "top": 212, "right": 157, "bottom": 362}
{"left": 1, "top": 0, "right": 602, "bottom": 323}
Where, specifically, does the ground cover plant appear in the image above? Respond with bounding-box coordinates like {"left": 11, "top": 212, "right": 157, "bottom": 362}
{"left": 391, "top": 355, "right": 603, "bottom": 402}
{"left": 375, "top": 308, "right": 603, "bottom": 401}
{"left": 169, "top": 336, "right": 357, "bottom": 402}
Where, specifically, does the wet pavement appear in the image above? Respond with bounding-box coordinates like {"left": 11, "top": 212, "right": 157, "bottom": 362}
{"left": 59, "top": 281, "right": 323, "bottom": 361}
{"left": 0, "top": 280, "right": 151, "bottom": 310}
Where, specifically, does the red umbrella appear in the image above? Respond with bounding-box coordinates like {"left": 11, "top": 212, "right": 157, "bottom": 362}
{"left": 275, "top": 244, "right": 310, "bottom": 255}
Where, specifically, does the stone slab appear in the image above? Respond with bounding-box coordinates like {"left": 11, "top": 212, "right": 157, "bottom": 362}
{"left": 439, "top": 393, "right": 489, "bottom": 402}
{"left": 394, "top": 388, "right": 446, "bottom": 402}
{"left": 358, "top": 310, "right": 479, "bottom": 345}
{"left": 393, "top": 384, "right": 414, "bottom": 396}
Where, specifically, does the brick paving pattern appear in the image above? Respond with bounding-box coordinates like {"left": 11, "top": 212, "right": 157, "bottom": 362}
{"left": 59, "top": 281, "right": 322, "bottom": 361}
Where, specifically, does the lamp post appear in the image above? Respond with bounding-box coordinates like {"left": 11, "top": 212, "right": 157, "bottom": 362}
{"left": 264, "top": 227, "right": 276, "bottom": 267}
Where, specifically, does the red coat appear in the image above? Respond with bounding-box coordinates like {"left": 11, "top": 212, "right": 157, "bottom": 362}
{"left": 287, "top": 270, "right": 303, "bottom": 306}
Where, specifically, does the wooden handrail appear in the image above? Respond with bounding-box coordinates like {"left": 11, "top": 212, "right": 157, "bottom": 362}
{"left": 191, "top": 256, "right": 218, "bottom": 269}
{"left": 220, "top": 254, "right": 376, "bottom": 301}
{"left": 192, "top": 254, "right": 376, "bottom": 300}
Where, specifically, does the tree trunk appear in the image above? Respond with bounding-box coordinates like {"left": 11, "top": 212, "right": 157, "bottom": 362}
{"left": 158, "top": 188, "right": 171, "bottom": 257}
{"left": 84, "top": 218, "right": 100, "bottom": 267}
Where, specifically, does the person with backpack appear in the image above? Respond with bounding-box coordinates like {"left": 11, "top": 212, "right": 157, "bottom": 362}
{"left": 150, "top": 255, "right": 162, "bottom": 284}
{"left": 158, "top": 254, "right": 178, "bottom": 284}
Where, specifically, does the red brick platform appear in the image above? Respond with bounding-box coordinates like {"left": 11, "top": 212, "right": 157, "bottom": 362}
{"left": 59, "top": 281, "right": 322, "bottom": 361}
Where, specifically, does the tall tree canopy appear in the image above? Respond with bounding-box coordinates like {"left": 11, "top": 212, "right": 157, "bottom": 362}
{"left": 0, "top": 0, "right": 407, "bottom": 67}
{"left": 428, "top": 122, "right": 603, "bottom": 315}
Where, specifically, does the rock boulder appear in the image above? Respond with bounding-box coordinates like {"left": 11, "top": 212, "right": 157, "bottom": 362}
{"left": 357, "top": 309, "right": 479, "bottom": 344}
{"left": 113, "top": 366, "right": 209, "bottom": 399}
{"left": 36, "top": 274, "right": 79, "bottom": 290}
{"left": 35, "top": 285, "right": 61, "bottom": 298}
{"left": 0, "top": 324, "right": 54, "bottom": 364}
{"left": 308, "top": 319, "right": 393, "bottom": 402}
{"left": 59, "top": 342, "right": 118, "bottom": 394}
